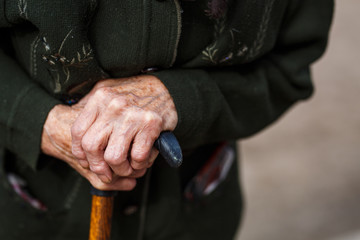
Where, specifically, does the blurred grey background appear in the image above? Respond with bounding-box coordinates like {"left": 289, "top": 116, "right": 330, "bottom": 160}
{"left": 236, "top": 1, "right": 360, "bottom": 240}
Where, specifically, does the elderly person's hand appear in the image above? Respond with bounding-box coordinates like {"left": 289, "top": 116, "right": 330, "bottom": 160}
{"left": 70, "top": 75, "right": 178, "bottom": 185}
{"left": 41, "top": 103, "right": 138, "bottom": 191}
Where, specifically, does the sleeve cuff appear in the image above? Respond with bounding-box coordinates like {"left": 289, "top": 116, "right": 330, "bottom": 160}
{"left": 151, "top": 69, "right": 221, "bottom": 148}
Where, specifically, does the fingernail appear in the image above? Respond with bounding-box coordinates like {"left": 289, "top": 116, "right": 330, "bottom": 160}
{"left": 79, "top": 160, "right": 89, "bottom": 169}
{"left": 99, "top": 175, "right": 112, "bottom": 184}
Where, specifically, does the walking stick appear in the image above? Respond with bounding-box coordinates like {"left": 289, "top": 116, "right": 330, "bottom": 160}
{"left": 88, "top": 132, "right": 182, "bottom": 240}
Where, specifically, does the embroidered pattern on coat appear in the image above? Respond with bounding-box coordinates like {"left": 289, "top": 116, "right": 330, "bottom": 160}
{"left": 18, "top": 0, "right": 28, "bottom": 19}
{"left": 30, "top": 36, "right": 40, "bottom": 77}
{"left": 201, "top": 0, "right": 275, "bottom": 65}
{"left": 248, "top": 0, "right": 275, "bottom": 59}
{"left": 40, "top": 30, "right": 94, "bottom": 93}
{"left": 202, "top": 18, "right": 248, "bottom": 65}
{"left": 201, "top": 18, "right": 226, "bottom": 64}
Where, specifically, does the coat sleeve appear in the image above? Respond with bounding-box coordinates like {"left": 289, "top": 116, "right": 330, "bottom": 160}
{"left": 152, "top": 0, "right": 334, "bottom": 149}
{"left": 0, "top": 29, "right": 61, "bottom": 170}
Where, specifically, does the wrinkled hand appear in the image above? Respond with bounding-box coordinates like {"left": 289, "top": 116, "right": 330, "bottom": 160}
{"left": 41, "top": 104, "right": 137, "bottom": 191}
{"left": 71, "top": 75, "right": 178, "bottom": 184}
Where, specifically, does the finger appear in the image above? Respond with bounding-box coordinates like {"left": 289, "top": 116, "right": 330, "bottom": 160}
{"left": 129, "top": 169, "right": 147, "bottom": 178}
{"left": 109, "top": 160, "right": 134, "bottom": 178}
{"left": 104, "top": 126, "right": 135, "bottom": 177}
{"left": 68, "top": 147, "right": 136, "bottom": 191}
{"left": 130, "top": 121, "right": 161, "bottom": 170}
{"left": 71, "top": 99, "right": 99, "bottom": 160}
{"left": 147, "top": 148, "right": 159, "bottom": 168}
{"left": 131, "top": 148, "right": 159, "bottom": 170}
{"left": 78, "top": 159, "right": 89, "bottom": 169}
{"left": 131, "top": 149, "right": 158, "bottom": 170}
{"left": 72, "top": 88, "right": 112, "bottom": 159}
{"left": 104, "top": 177, "right": 137, "bottom": 191}
{"left": 81, "top": 121, "right": 113, "bottom": 183}
{"left": 90, "top": 175, "right": 137, "bottom": 191}
{"left": 92, "top": 162, "right": 113, "bottom": 184}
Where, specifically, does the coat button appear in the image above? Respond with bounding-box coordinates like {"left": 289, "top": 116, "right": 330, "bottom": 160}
{"left": 123, "top": 205, "right": 139, "bottom": 216}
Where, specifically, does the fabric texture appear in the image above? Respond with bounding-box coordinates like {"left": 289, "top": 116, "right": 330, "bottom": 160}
{"left": 0, "top": 0, "right": 333, "bottom": 239}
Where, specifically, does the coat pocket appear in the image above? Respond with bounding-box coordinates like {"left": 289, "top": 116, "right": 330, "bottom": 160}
{"left": 184, "top": 143, "right": 236, "bottom": 202}
{"left": 0, "top": 162, "right": 64, "bottom": 239}
{"left": 182, "top": 143, "right": 243, "bottom": 240}
{"left": 0, "top": 152, "right": 87, "bottom": 240}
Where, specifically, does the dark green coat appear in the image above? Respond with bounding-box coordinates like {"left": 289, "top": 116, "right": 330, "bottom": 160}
{"left": 0, "top": 0, "right": 333, "bottom": 239}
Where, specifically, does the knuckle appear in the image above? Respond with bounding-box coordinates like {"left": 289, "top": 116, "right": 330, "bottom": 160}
{"left": 113, "top": 164, "right": 134, "bottom": 177}
{"left": 81, "top": 140, "right": 92, "bottom": 152}
{"left": 71, "top": 145, "right": 83, "bottom": 158}
{"left": 89, "top": 161, "right": 107, "bottom": 174}
{"left": 104, "top": 154, "right": 123, "bottom": 166}
{"left": 108, "top": 97, "right": 127, "bottom": 111}
{"left": 122, "top": 112, "right": 137, "bottom": 125}
{"left": 82, "top": 136, "right": 101, "bottom": 153}
{"left": 94, "top": 87, "right": 110, "bottom": 100}
{"left": 104, "top": 146, "right": 127, "bottom": 165}
{"left": 81, "top": 139, "right": 94, "bottom": 152}
{"left": 71, "top": 124, "right": 85, "bottom": 138}
{"left": 123, "top": 167, "right": 134, "bottom": 177}
{"left": 131, "top": 149, "right": 148, "bottom": 163}
{"left": 131, "top": 161, "right": 143, "bottom": 170}
{"left": 144, "top": 112, "right": 163, "bottom": 128}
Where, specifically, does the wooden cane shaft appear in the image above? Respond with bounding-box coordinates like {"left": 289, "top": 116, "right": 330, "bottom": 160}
{"left": 89, "top": 195, "right": 114, "bottom": 240}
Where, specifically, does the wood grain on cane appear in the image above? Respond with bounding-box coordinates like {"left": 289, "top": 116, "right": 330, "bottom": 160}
{"left": 89, "top": 195, "right": 114, "bottom": 240}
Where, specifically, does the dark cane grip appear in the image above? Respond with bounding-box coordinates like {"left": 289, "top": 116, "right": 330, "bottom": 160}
{"left": 154, "top": 132, "right": 183, "bottom": 168}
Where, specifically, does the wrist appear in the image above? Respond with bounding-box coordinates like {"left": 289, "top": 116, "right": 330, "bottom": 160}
{"left": 41, "top": 104, "right": 75, "bottom": 158}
